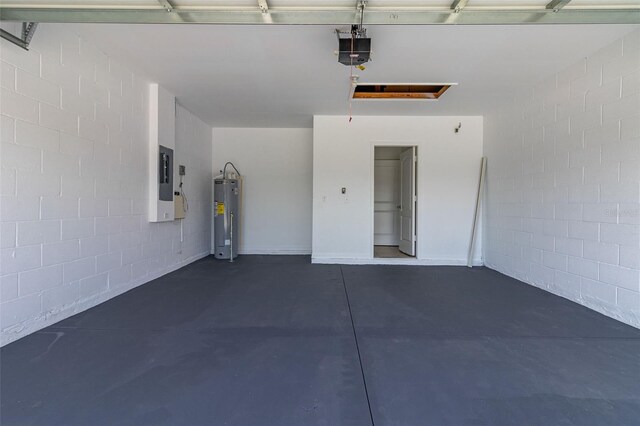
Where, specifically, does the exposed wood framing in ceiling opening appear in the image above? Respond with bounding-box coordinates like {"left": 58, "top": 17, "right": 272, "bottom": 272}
{"left": 353, "top": 83, "right": 454, "bottom": 100}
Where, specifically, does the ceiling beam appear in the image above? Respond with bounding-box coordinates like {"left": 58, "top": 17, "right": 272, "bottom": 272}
{"left": 546, "top": 0, "right": 572, "bottom": 12}
{"left": 0, "top": 5, "right": 637, "bottom": 25}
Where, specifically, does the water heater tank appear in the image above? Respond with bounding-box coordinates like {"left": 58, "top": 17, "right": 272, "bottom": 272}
{"left": 213, "top": 179, "right": 239, "bottom": 260}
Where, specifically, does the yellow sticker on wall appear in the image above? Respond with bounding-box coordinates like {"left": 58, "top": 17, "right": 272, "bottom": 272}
{"left": 217, "top": 203, "right": 225, "bottom": 215}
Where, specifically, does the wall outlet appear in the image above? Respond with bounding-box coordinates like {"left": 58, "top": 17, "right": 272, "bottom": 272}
{"left": 179, "top": 165, "right": 186, "bottom": 176}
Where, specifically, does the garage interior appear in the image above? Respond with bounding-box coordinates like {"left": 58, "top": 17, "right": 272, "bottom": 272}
{"left": 0, "top": 1, "right": 639, "bottom": 425}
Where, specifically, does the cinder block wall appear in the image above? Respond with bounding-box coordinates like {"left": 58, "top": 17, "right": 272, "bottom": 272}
{"left": 0, "top": 25, "right": 213, "bottom": 345}
{"left": 484, "top": 29, "right": 640, "bottom": 327}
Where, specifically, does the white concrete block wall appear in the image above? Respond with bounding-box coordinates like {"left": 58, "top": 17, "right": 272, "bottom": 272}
{"left": 0, "top": 25, "right": 212, "bottom": 346}
{"left": 483, "top": 29, "right": 640, "bottom": 328}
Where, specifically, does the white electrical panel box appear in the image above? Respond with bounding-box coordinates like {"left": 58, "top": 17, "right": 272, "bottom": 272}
{"left": 148, "top": 83, "right": 176, "bottom": 222}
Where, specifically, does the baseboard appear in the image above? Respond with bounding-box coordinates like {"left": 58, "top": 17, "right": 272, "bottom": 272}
{"left": 312, "top": 257, "right": 484, "bottom": 266}
{"left": 238, "top": 248, "right": 311, "bottom": 255}
{"left": 0, "top": 251, "right": 210, "bottom": 347}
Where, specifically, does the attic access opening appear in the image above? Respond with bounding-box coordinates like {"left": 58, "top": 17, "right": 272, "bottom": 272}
{"left": 353, "top": 83, "right": 454, "bottom": 100}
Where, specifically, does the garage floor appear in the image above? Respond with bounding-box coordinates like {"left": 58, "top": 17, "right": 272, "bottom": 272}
{"left": 2, "top": 256, "right": 639, "bottom": 425}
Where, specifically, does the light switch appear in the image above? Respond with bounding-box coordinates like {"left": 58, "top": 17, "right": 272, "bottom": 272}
{"left": 341, "top": 187, "right": 346, "bottom": 194}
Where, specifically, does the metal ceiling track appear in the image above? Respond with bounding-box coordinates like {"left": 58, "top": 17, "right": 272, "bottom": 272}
{"left": 0, "top": 21, "right": 38, "bottom": 50}
{"left": 0, "top": 2, "right": 638, "bottom": 25}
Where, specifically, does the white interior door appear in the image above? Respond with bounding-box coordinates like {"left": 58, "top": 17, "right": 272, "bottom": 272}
{"left": 374, "top": 160, "right": 400, "bottom": 245}
{"left": 399, "top": 147, "right": 416, "bottom": 256}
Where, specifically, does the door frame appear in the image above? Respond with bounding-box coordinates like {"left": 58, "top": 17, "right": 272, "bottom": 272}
{"left": 370, "top": 142, "right": 419, "bottom": 260}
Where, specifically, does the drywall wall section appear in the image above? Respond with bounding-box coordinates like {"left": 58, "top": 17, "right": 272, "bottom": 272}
{"left": 212, "top": 128, "right": 313, "bottom": 254}
{"left": 313, "top": 115, "right": 483, "bottom": 264}
{"left": 0, "top": 24, "right": 213, "bottom": 345}
{"left": 483, "top": 29, "right": 640, "bottom": 328}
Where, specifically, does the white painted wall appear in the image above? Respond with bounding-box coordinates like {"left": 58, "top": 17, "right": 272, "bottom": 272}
{"left": 212, "top": 128, "right": 313, "bottom": 254}
{"left": 483, "top": 29, "right": 640, "bottom": 328}
{"left": 312, "top": 116, "right": 484, "bottom": 264}
{"left": 148, "top": 83, "right": 176, "bottom": 222}
{"left": 0, "top": 25, "right": 212, "bottom": 346}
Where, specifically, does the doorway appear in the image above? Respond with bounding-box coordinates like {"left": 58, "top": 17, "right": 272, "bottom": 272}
{"left": 373, "top": 146, "right": 417, "bottom": 259}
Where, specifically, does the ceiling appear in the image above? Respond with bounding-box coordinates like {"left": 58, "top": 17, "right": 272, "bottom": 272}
{"left": 64, "top": 23, "right": 637, "bottom": 127}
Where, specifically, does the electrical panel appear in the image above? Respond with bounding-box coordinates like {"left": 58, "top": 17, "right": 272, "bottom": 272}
{"left": 158, "top": 145, "right": 173, "bottom": 202}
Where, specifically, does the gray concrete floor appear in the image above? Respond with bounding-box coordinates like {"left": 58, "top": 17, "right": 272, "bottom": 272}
{"left": 1, "top": 256, "right": 639, "bottom": 425}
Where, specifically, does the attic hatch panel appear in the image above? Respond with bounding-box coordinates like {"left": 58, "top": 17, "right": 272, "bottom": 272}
{"left": 353, "top": 83, "right": 453, "bottom": 100}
